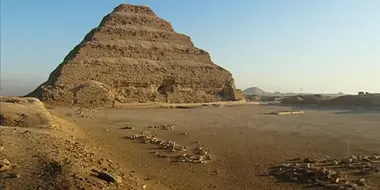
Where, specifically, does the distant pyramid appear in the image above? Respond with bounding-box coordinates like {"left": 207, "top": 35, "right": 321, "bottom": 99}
{"left": 27, "top": 4, "right": 241, "bottom": 108}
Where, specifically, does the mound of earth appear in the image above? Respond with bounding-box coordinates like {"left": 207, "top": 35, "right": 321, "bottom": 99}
{"left": 0, "top": 96, "right": 143, "bottom": 189}
{"left": 27, "top": 4, "right": 242, "bottom": 108}
{"left": 0, "top": 97, "right": 55, "bottom": 128}
{"left": 0, "top": 124, "right": 142, "bottom": 190}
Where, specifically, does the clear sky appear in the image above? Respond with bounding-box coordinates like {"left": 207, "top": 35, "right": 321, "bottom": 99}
{"left": 1, "top": 0, "right": 379, "bottom": 96}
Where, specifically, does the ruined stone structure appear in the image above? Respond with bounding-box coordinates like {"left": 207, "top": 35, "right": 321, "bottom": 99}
{"left": 27, "top": 4, "right": 241, "bottom": 108}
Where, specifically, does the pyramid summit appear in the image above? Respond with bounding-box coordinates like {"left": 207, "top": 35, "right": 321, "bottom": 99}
{"left": 27, "top": 4, "right": 242, "bottom": 108}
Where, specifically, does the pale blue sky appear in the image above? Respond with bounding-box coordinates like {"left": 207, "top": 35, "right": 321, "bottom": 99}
{"left": 1, "top": 0, "right": 379, "bottom": 95}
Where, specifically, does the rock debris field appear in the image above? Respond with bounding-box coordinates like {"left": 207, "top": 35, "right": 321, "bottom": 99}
{"left": 25, "top": 103, "right": 380, "bottom": 190}
{"left": 266, "top": 154, "right": 380, "bottom": 189}
{"left": 127, "top": 124, "right": 212, "bottom": 164}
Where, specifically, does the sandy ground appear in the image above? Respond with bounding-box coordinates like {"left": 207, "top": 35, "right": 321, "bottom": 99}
{"left": 0, "top": 117, "right": 148, "bottom": 190}
{"left": 48, "top": 104, "right": 380, "bottom": 190}
{"left": 0, "top": 97, "right": 146, "bottom": 190}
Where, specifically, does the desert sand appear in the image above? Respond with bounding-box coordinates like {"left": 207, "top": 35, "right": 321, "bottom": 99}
{"left": 2, "top": 98, "right": 380, "bottom": 189}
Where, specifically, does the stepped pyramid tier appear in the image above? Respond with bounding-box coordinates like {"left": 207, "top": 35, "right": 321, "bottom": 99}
{"left": 27, "top": 4, "right": 242, "bottom": 108}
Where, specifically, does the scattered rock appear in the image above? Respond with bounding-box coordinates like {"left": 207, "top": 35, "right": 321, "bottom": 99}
{"left": 356, "top": 178, "right": 366, "bottom": 186}
{"left": 122, "top": 126, "right": 134, "bottom": 130}
{"left": 114, "top": 175, "right": 123, "bottom": 184}
{"left": 127, "top": 134, "right": 188, "bottom": 152}
{"left": 127, "top": 133, "right": 212, "bottom": 164}
{"left": 332, "top": 178, "right": 340, "bottom": 184}
{"left": 363, "top": 157, "right": 373, "bottom": 163}
{"left": 350, "top": 183, "right": 359, "bottom": 188}
{"left": 266, "top": 155, "right": 380, "bottom": 189}
{"left": 76, "top": 108, "right": 93, "bottom": 118}
{"left": 194, "top": 147, "right": 208, "bottom": 156}
{"left": 0, "top": 158, "right": 13, "bottom": 172}
{"left": 173, "top": 147, "right": 212, "bottom": 164}
{"left": 91, "top": 169, "right": 121, "bottom": 184}
{"left": 303, "top": 158, "right": 316, "bottom": 163}
{"left": 341, "top": 158, "right": 352, "bottom": 164}
{"left": 21, "top": 130, "right": 31, "bottom": 135}
{"left": 2, "top": 173, "right": 20, "bottom": 179}
{"left": 149, "top": 124, "right": 175, "bottom": 130}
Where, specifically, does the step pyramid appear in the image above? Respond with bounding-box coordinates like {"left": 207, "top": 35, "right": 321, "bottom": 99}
{"left": 27, "top": 4, "right": 241, "bottom": 108}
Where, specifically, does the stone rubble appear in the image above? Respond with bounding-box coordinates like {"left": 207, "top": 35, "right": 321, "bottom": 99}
{"left": 174, "top": 147, "right": 212, "bottom": 164}
{"left": 76, "top": 108, "right": 94, "bottom": 118}
{"left": 149, "top": 124, "right": 175, "bottom": 130}
{"left": 121, "top": 126, "right": 134, "bottom": 130}
{"left": 266, "top": 154, "right": 380, "bottom": 189}
{"left": 127, "top": 134, "right": 187, "bottom": 152}
{"left": 127, "top": 134, "right": 212, "bottom": 164}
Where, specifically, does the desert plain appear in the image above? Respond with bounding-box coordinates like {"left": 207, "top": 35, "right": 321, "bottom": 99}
{"left": 2, "top": 99, "right": 379, "bottom": 190}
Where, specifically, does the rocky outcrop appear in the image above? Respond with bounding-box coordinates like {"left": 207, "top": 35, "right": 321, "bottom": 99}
{"left": 27, "top": 4, "right": 241, "bottom": 108}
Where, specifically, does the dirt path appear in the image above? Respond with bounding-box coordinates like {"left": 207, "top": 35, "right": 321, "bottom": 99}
{"left": 51, "top": 105, "right": 380, "bottom": 190}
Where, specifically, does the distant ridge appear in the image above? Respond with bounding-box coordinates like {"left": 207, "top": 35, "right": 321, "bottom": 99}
{"left": 243, "top": 87, "right": 266, "bottom": 95}
{"left": 243, "top": 86, "right": 347, "bottom": 97}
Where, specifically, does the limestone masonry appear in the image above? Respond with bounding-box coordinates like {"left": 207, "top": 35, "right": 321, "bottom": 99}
{"left": 27, "top": 4, "right": 241, "bottom": 108}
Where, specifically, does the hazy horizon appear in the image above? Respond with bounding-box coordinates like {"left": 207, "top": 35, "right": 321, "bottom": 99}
{"left": 1, "top": 0, "right": 379, "bottom": 96}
